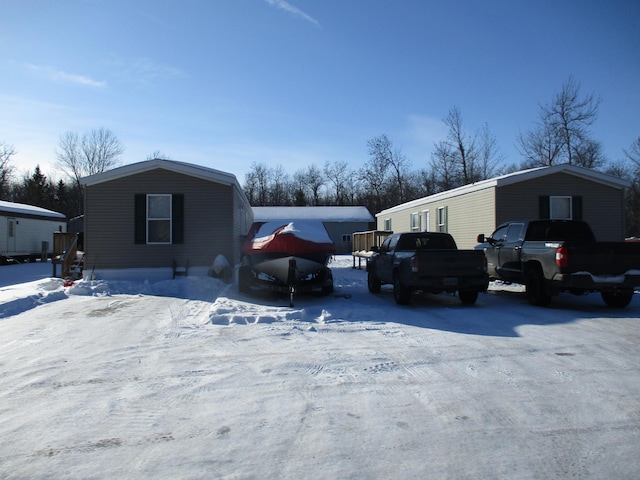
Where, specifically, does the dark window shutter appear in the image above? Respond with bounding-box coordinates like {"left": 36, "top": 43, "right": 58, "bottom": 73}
{"left": 572, "top": 196, "right": 583, "bottom": 220}
{"left": 134, "top": 194, "right": 146, "bottom": 244}
{"left": 172, "top": 194, "right": 184, "bottom": 244}
{"left": 539, "top": 196, "right": 550, "bottom": 219}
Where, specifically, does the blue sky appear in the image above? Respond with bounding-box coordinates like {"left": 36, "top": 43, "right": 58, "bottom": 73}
{"left": 2, "top": 0, "right": 639, "bottom": 184}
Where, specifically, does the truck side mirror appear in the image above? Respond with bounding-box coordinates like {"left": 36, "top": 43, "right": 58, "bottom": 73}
{"left": 477, "top": 234, "right": 485, "bottom": 243}
{"left": 370, "top": 245, "right": 379, "bottom": 253}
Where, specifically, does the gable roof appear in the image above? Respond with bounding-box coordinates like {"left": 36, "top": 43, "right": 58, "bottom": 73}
{"left": 80, "top": 159, "right": 251, "bottom": 210}
{"left": 378, "top": 164, "right": 631, "bottom": 216}
{"left": 253, "top": 206, "right": 374, "bottom": 223}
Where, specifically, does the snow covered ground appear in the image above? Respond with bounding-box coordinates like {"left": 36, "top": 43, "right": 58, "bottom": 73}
{"left": 1, "top": 257, "right": 639, "bottom": 479}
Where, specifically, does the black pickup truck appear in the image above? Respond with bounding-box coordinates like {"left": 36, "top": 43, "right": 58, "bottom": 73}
{"left": 476, "top": 219, "right": 640, "bottom": 307}
{"left": 367, "top": 232, "right": 489, "bottom": 305}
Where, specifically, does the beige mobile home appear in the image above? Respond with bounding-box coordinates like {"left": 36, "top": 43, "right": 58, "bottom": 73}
{"left": 376, "top": 164, "right": 630, "bottom": 249}
{"left": 80, "top": 159, "right": 253, "bottom": 275}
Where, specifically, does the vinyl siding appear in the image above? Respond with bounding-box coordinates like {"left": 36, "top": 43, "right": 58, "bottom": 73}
{"left": 496, "top": 172, "right": 625, "bottom": 240}
{"left": 84, "top": 169, "right": 236, "bottom": 269}
{"left": 377, "top": 186, "right": 496, "bottom": 249}
{"left": 323, "top": 221, "right": 372, "bottom": 254}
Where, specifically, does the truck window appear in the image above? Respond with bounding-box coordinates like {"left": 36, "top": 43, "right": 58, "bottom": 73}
{"left": 525, "top": 221, "right": 595, "bottom": 242}
{"left": 506, "top": 223, "right": 524, "bottom": 242}
{"left": 490, "top": 225, "right": 509, "bottom": 243}
{"left": 380, "top": 236, "right": 392, "bottom": 252}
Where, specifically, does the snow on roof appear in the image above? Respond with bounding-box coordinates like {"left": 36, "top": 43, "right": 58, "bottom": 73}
{"left": 0, "top": 200, "right": 66, "bottom": 220}
{"left": 253, "top": 206, "right": 374, "bottom": 222}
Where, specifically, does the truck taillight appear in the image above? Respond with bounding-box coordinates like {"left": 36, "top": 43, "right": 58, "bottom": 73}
{"left": 411, "top": 255, "right": 419, "bottom": 272}
{"left": 556, "top": 245, "right": 568, "bottom": 268}
{"left": 482, "top": 255, "right": 488, "bottom": 272}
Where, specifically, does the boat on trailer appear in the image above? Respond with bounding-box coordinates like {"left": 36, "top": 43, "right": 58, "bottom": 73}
{"left": 238, "top": 221, "right": 336, "bottom": 307}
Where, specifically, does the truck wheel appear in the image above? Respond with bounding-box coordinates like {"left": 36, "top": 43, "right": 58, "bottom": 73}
{"left": 367, "top": 271, "right": 381, "bottom": 293}
{"left": 393, "top": 272, "right": 411, "bottom": 305}
{"left": 601, "top": 289, "right": 633, "bottom": 308}
{"left": 458, "top": 290, "right": 478, "bottom": 305}
{"left": 525, "top": 268, "right": 552, "bottom": 307}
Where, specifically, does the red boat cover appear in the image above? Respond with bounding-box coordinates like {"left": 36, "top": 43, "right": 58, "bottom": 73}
{"left": 242, "top": 221, "right": 336, "bottom": 256}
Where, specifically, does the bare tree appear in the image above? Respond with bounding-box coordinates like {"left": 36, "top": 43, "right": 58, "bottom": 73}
{"left": 0, "top": 142, "right": 16, "bottom": 200}
{"left": 360, "top": 136, "right": 392, "bottom": 212}
{"left": 244, "top": 162, "right": 271, "bottom": 206}
{"left": 477, "top": 123, "right": 506, "bottom": 178}
{"left": 518, "top": 76, "right": 601, "bottom": 167}
{"left": 429, "top": 140, "right": 458, "bottom": 192}
{"left": 443, "top": 107, "right": 478, "bottom": 184}
{"left": 517, "top": 121, "right": 564, "bottom": 168}
{"left": 323, "top": 160, "right": 349, "bottom": 205}
{"left": 269, "top": 165, "right": 291, "bottom": 205}
{"left": 294, "top": 164, "right": 325, "bottom": 206}
{"left": 146, "top": 150, "right": 173, "bottom": 160}
{"left": 624, "top": 136, "right": 640, "bottom": 170}
{"left": 367, "top": 134, "right": 412, "bottom": 204}
{"left": 548, "top": 76, "right": 601, "bottom": 166}
{"left": 57, "top": 128, "right": 125, "bottom": 186}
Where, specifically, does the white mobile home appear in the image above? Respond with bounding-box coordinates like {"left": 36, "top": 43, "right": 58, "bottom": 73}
{"left": 0, "top": 200, "right": 67, "bottom": 263}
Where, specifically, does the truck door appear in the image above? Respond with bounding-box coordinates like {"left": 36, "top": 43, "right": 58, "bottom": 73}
{"left": 376, "top": 235, "right": 397, "bottom": 283}
{"left": 497, "top": 223, "right": 525, "bottom": 280}
{"left": 484, "top": 224, "right": 509, "bottom": 277}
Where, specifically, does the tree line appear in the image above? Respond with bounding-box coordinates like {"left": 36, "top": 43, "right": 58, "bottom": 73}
{"left": 243, "top": 77, "right": 640, "bottom": 236}
{"left": 0, "top": 127, "right": 124, "bottom": 221}
{"left": 1, "top": 77, "right": 639, "bottom": 236}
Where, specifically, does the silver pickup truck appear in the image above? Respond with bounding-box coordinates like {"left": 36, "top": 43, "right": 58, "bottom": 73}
{"left": 476, "top": 219, "right": 640, "bottom": 307}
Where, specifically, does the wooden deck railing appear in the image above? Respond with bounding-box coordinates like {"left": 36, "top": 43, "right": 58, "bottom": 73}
{"left": 53, "top": 232, "right": 79, "bottom": 279}
{"left": 351, "top": 230, "right": 392, "bottom": 269}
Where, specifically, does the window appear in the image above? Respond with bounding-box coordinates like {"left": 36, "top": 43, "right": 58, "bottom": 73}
{"left": 410, "top": 212, "right": 421, "bottom": 231}
{"left": 422, "top": 210, "right": 430, "bottom": 232}
{"left": 550, "top": 196, "right": 572, "bottom": 220}
{"left": 384, "top": 218, "right": 392, "bottom": 231}
{"left": 147, "top": 194, "right": 172, "bottom": 243}
{"left": 7, "top": 219, "right": 15, "bottom": 237}
{"left": 437, "top": 206, "right": 448, "bottom": 233}
{"left": 506, "top": 223, "right": 525, "bottom": 242}
{"left": 342, "top": 234, "right": 351, "bottom": 243}
{"left": 490, "top": 225, "right": 509, "bottom": 243}
{"left": 135, "top": 194, "right": 184, "bottom": 245}
{"left": 539, "top": 195, "right": 582, "bottom": 220}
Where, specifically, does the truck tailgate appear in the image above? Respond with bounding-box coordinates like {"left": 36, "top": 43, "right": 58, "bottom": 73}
{"left": 565, "top": 242, "right": 640, "bottom": 275}
{"left": 416, "top": 250, "right": 486, "bottom": 277}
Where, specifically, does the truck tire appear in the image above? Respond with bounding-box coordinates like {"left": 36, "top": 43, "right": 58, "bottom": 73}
{"left": 367, "top": 271, "right": 381, "bottom": 293}
{"left": 458, "top": 290, "right": 478, "bottom": 305}
{"left": 601, "top": 289, "right": 633, "bottom": 308}
{"left": 393, "top": 272, "right": 411, "bottom": 305}
{"left": 525, "top": 268, "right": 552, "bottom": 307}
